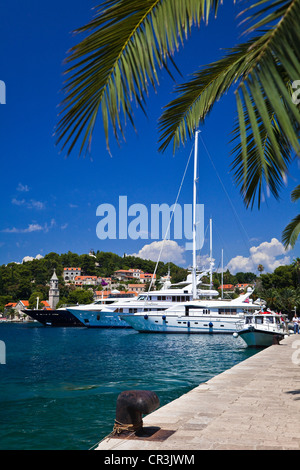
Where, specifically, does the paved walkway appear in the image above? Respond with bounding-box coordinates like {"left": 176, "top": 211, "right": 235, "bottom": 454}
{"left": 95, "top": 335, "right": 300, "bottom": 450}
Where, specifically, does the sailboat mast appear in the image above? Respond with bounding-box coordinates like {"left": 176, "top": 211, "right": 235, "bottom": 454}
{"left": 210, "top": 218, "right": 213, "bottom": 292}
{"left": 221, "top": 248, "right": 224, "bottom": 299}
{"left": 192, "top": 131, "right": 199, "bottom": 300}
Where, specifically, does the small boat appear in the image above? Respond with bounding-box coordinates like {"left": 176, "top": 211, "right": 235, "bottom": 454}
{"left": 234, "top": 311, "right": 287, "bottom": 347}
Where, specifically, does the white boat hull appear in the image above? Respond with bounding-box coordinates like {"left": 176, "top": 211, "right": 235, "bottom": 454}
{"left": 120, "top": 313, "right": 243, "bottom": 334}
{"left": 238, "top": 328, "right": 285, "bottom": 347}
{"left": 67, "top": 309, "right": 131, "bottom": 328}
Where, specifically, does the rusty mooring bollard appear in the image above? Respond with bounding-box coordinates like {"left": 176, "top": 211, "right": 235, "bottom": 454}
{"left": 113, "top": 390, "right": 160, "bottom": 436}
{"left": 272, "top": 334, "right": 282, "bottom": 345}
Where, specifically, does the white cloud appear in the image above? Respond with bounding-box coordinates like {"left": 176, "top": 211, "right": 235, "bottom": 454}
{"left": 12, "top": 198, "right": 26, "bottom": 206}
{"left": 29, "top": 200, "right": 45, "bottom": 210}
{"left": 227, "top": 238, "right": 291, "bottom": 274}
{"left": 1, "top": 219, "right": 56, "bottom": 234}
{"left": 196, "top": 254, "right": 215, "bottom": 272}
{"left": 44, "top": 219, "right": 56, "bottom": 232}
{"left": 11, "top": 198, "right": 45, "bottom": 210}
{"left": 2, "top": 223, "right": 43, "bottom": 233}
{"left": 22, "top": 254, "right": 44, "bottom": 263}
{"left": 16, "top": 183, "right": 30, "bottom": 192}
{"left": 132, "top": 240, "right": 186, "bottom": 265}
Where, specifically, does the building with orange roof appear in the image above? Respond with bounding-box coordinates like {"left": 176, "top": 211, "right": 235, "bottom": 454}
{"left": 128, "top": 284, "right": 146, "bottom": 294}
{"left": 94, "top": 290, "right": 138, "bottom": 300}
{"left": 74, "top": 275, "right": 98, "bottom": 286}
{"left": 63, "top": 267, "right": 82, "bottom": 283}
{"left": 139, "top": 273, "right": 156, "bottom": 283}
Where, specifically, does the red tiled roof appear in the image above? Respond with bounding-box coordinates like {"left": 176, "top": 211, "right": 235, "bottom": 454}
{"left": 75, "top": 276, "right": 97, "bottom": 280}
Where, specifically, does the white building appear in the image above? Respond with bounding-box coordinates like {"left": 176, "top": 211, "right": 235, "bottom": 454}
{"left": 63, "top": 267, "right": 82, "bottom": 283}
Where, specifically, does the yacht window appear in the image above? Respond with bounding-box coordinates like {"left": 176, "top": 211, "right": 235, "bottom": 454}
{"left": 255, "top": 317, "right": 264, "bottom": 324}
{"left": 219, "top": 308, "right": 237, "bottom": 315}
{"left": 97, "top": 315, "right": 100, "bottom": 321}
{"left": 266, "top": 316, "right": 274, "bottom": 323}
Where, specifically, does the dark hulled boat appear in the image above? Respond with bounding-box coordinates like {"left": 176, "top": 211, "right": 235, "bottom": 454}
{"left": 23, "top": 308, "right": 84, "bottom": 327}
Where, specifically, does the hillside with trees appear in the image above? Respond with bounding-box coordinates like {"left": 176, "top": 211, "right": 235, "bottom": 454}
{"left": 0, "top": 251, "right": 188, "bottom": 312}
{"left": 0, "top": 251, "right": 299, "bottom": 318}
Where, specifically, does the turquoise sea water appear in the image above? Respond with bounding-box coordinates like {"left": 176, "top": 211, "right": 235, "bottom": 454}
{"left": 0, "top": 323, "right": 258, "bottom": 450}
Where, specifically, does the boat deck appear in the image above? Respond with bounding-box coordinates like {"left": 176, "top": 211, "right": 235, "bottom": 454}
{"left": 95, "top": 334, "right": 300, "bottom": 450}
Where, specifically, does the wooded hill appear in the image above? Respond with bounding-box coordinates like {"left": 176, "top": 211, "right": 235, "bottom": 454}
{"left": 0, "top": 251, "right": 299, "bottom": 317}
{"left": 0, "top": 251, "right": 188, "bottom": 310}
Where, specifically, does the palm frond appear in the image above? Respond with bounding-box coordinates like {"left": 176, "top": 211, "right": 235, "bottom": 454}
{"left": 230, "top": 76, "right": 293, "bottom": 208}
{"left": 158, "top": 0, "right": 300, "bottom": 208}
{"left": 158, "top": 38, "right": 265, "bottom": 152}
{"left": 55, "top": 0, "right": 221, "bottom": 155}
{"left": 291, "top": 184, "right": 300, "bottom": 202}
{"left": 282, "top": 214, "right": 300, "bottom": 248}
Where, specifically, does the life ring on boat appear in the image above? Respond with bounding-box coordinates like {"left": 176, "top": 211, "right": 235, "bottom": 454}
{"left": 144, "top": 315, "right": 148, "bottom": 320}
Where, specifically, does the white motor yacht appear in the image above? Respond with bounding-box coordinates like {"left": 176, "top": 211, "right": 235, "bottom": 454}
{"left": 119, "top": 288, "right": 260, "bottom": 333}
{"left": 67, "top": 273, "right": 219, "bottom": 328}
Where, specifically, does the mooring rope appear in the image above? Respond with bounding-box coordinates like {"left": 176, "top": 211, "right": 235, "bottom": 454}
{"left": 112, "top": 419, "right": 143, "bottom": 435}
{"left": 89, "top": 419, "right": 143, "bottom": 450}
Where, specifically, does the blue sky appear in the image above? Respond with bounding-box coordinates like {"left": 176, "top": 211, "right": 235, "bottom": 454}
{"left": 0, "top": 0, "right": 299, "bottom": 273}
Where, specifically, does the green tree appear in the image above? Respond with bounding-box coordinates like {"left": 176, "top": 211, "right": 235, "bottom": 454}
{"left": 56, "top": 0, "right": 300, "bottom": 248}
{"left": 29, "top": 291, "right": 44, "bottom": 309}
{"left": 66, "top": 289, "right": 94, "bottom": 305}
{"left": 257, "top": 264, "right": 264, "bottom": 275}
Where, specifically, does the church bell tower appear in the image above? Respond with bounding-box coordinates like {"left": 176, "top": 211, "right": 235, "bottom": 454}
{"left": 48, "top": 269, "right": 60, "bottom": 309}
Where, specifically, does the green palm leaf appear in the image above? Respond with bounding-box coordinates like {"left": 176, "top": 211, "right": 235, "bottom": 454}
{"left": 55, "top": 0, "right": 221, "bottom": 155}
{"left": 158, "top": 38, "right": 267, "bottom": 153}
{"left": 159, "top": 0, "right": 300, "bottom": 208}
{"left": 282, "top": 214, "right": 300, "bottom": 248}
{"left": 291, "top": 184, "right": 300, "bottom": 202}
{"left": 282, "top": 183, "right": 300, "bottom": 248}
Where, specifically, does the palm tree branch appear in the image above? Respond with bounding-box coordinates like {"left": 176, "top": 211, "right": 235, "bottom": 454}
{"left": 56, "top": 0, "right": 220, "bottom": 155}
{"left": 282, "top": 214, "right": 300, "bottom": 248}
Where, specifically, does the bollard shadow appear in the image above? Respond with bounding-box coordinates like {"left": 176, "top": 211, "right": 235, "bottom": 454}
{"left": 286, "top": 390, "right": 300, "bottom": 400}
